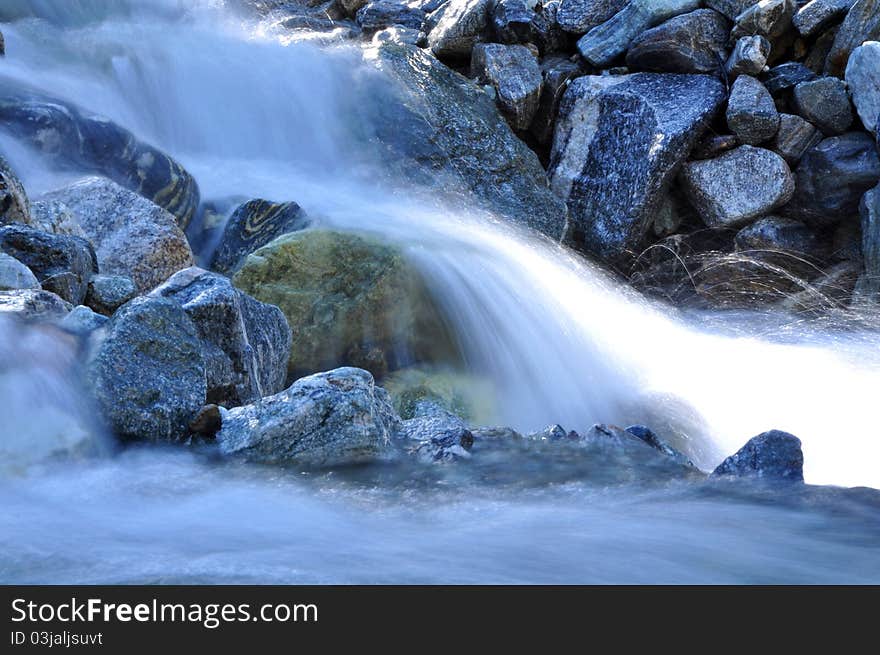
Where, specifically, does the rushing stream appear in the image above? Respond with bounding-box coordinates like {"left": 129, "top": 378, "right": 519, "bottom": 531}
{"left": 1, "top": 0, "right": 879, "bottom": 583}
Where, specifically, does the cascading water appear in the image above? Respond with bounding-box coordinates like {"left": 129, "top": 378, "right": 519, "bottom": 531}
{"left": 1, "top": 0, "right": 879, "bottom": 584}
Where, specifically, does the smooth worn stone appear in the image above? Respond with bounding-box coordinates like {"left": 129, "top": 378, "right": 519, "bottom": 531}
{"left": 491, "top": 0, "right": 536, "bottom": 44}
{"left": 824, "top": 0, "right": 880, "bottom": 77}
{"left": 0, "top": 253, "right": 40, "bottom": 291}
{"left": 730, "top": 0, "right": 797, "bottom": 41}
{"left": 356, "top": 1, "right": 426, "bottom": 31}
{"left": 210, "top": 199, "right": 310, "bottom": 276}
{"left": 42, "top": 177, "right": 194, "bottom": 294}
{"left": 771, "top": 113, "right": 823, "bottom": 164}
{"left": 232, "top": 230, "right": 458, "bottom": 380}
{"left": 734, "top": 215, "right": 823, "bottom": 258}
{"left": 59, "top": 305, "right": 108, "bottom": 335}
{"left": 711, "top": 430, "right": 804, "bottom": 482}
{"left": 845, "top": 42, "right": 880, "bottom": 135}
{"left": 0, "top": 289, "right": 71, "bottom": 321}
{"left": 549, "top": 73, "right": 725, "bottom": 262}
{"left": 29, "top": 200, "right": 86, "bottom": 238}
{"left": 726, "top": 75, "right": 780, "bottom": 145}
{"left": 400, "top": 401, "right": 474, "bottom": 462}
{"left": 792, "top": 77, "right": 853, "bottom": 135}
{"left": 556, "top": 0, "right": 626, "bottom": 35}
{"left": 0, "top": 154, "right": 30, "bottom": 226}
{"left": 793, "top": 0, "right": 855, "bottom": 37}
{"left": 625, "top": 9, "right": 730, "bottom": 75}
{"left": 725, "top": 35, "right": 771, "bottom": 79}
{"left": 471, "top": 43, "right": 543, "bottom": 130}
{"left": 84, "top": 274, "right": 137, "bottom": 316}
{"left": 87, "top": 297, "right": 206, "bottom": 443}
{"left": 785, "top": 132, "right": 880, "bottom": 226}
{"left": 530, "top": 57, "right": 584, "bottom": 145}
{"left": 761, "top": 62, "right": 817, "bottom": 95}
{"left": 217, "top": 367, "right": 401, "bottom": 466}
{"left": 680, "top": 146, "right": 795, "bottom": 228}
{"left": 427, "top": 0, "right": 492, "bottom": 59}
{"left": 0, "top": 224, "right": 97, "bottom": 305}
{"left": 151, "top": 267, "right": 291, "bottom": 408}
{"left": 576, "top": 0, "right": 701, "bottom": 67}
{"left": 858, "top": 184, "right": 880, "bottom": 297}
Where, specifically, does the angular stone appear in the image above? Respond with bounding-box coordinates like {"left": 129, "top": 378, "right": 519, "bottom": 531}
{"left": 761, "top": 62, "right": 817, "bottom": 95}
{"left": 625, "top": 9, "right": 730, "bottom": 75}
{"left": 356, "top": 1, "right": 426, "bottom": 31}
{"left": 530, "top": 57, "right": 584, "bottom": 146}
{"left": 400, "top": 401, "right": 474, "bottom": 462}
{"left": 726, "top": 75, "right": 780, "bottom": 145}
{"left": 85, "top": 274, "right": 137, "bottom": 316}
{"left": 217, "top": 367, "right": 401, "bottom": 466}
{"left": 0, "top": 289, "right": 71, "bottom": 321}
{"left": 29, "top": 200, "right": 86, "bottom": 238}
{"left": 549, "top": 73, "right": 726, "bottom": 261}
{"left": 556, "top": 0, "right": 626, "bottom": 35}
{"left": 730, "top": 0, "right": 797, "bottom": 41}
{"left": 711, "top": 430, "right": 804, "bottom": 482}
{"left": 471, "top": 43, "right": 543, "bottom": 130}
{"left": 491, "top": 0, "right": 536, "bottom": 44}
{"left": 771, "top": 113, "right": 823, "bottom": 164}
{"left": 680, "top": 146, "right": 795, "bottom": 228}
{"left": 725, "top": 35, "right": 771, "bottom": 79}
{"left": 0, "top": 154, "right": 30, "bottom": 226}
{"left": 824, "top": 0, "right": 880, "bottom": 77}
{"left": 792, "top": 77, "right": 853, "bottom": 135}
{"left": 734, "top": 216, "right": 824, "bottom": 258}
{"left": 531, "top": 1, "right": 570, "bottom": 54}
{"left": 705, "top": 0, "right": 760, "bottom": 20}
{"left": 427, "top": 0, "right": 492, "bottom": 59}
{"left": 0, "top": 253, "right": 40, "bottom": 291}
{"left": 624, "top": 424, "right": 694, "bottom": 467}
{"left": 845, "top": 42, "right": 880, "bottom": 135}
{"left": 793, "top": 0, "right": 855, "bottom": 37}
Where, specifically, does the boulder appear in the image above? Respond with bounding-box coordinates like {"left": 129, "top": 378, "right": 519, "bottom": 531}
{"left": 730, "top": 0, "right": 797, "bottom": 41}
{"left": 625, "top": 424, "right": 694, "bottom": 467}
{"left": 29, "top": 200, "right": 86, "bottom": 238}
{"left": 85, "top": 274, "right": 137, "bottom": 316}
{"left": 0, "top": 224, "right": 97, "bottom": 304}
{"left": 60, "top": 305, "right": 109, "bottom": 335}
{"left": 531, "top": 1, "right": 570, "bottom": 54}
{"left": 491, "top": 0, "right": 536, "bottom": 44}
{"left": 150, "top": 267, "right": 291, "bottom": 408}
{"left": 427, "top": 0, "right": 492, "bottom": 59}
{"left": 383, "top": 366, "right": 495, "bottom": 423}
{"left": 372, "top": 25, "right": 422, "bottom": 45}
{"left": 625, "top": 9, "right": 730, "bottom": 75}
{"left": 785, "top": 132, "right": 880, "bottom": 227}
{"left": 734, "top": 216, "right": 823, "bottom": 259}
{"left": 725, "top": 35, "right": 771, "bottom": 79}
{"left": 845, "top": 42, "right": 880, "bottom": 135}
{"left": 340, "top": 0, "right": 370, "bottom": 16}
{"left": 356, "top": 1, "right": 426, "bottom": 31}
{"left": 0, "top": 253, "right": 40, "bottom": 291}
{"left": 711, "top": 430, "right": 804, "bottom": 482}
{"left": 0, "top": 289, "right": 71, "bottom": 321}
{"left": 771, "top": 113, "right": 823, "bottom": 164}
{"left": 556, "top": 0, "right": 626, "bottom": 35}
{"left": 217, "top": 367, "right": 401, "bottom": 466}
{"left": 679, "top": 146, "right": 795, "bottom": 228}
{"left": 42, "top": 177, "right": 194, "bottom": 294}
{"left": 726, "top": 75, "right": 780, "bottom": 145}
{"left": 0, "top": 154, "right": 30, "bottom": 225}
{"left": 87, "top": 297, "right": 206, "bottom": 443}
{"left": 549, "top": 73, "right": 726, "bottom": 261}
{"left": 761, "top": 62, "right": 817, "bottom": 95}
{"left": 530, "top": 57, "right": 584, "bottom": 145}
{"left": 791, "top": 77, "right": 853, "bottom": 135}
{"left": 704, "top": 0, "right": 761, "bottom": 20}
{"left": 232, "top": 230, "right": 458, "bottom": 380}
{"left": 824, "top": 0, "right": 880, "bottom": 77}
{"left": 576, "top": 0, "right": 701, "bottom": 67}
{"left": 471, "top": 43, "right": 543, "bottom": 130}
{"left": 793, "top": 0, "right": 855, "bottom": 38}
{"left": 399, "top": 401, "right": 474, "bottom": 462}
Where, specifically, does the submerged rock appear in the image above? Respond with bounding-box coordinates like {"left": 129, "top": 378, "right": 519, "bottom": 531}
{"left": 471, "top": 42, "right": 543, "bottom": 130}
{"left": 711, "top": 430, "right": 804, "bottom": 482}
{"left": 0, "top": 154, "right": 30, "bottom": 225}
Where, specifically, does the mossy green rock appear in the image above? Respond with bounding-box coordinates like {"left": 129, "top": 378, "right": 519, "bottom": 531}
{"left": 382, "top": 367, "right": 496, "bottom": 424}
{"left": 233, "top": 230, "right": 459, "bottom": 380}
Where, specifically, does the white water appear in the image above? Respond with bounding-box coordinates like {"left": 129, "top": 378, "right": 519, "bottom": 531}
{"left": 1, "top": 0, "right": 879, "bottom": 583}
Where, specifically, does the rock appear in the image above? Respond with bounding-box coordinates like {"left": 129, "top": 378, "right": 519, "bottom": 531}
{"left": 189, "top": 404, "right": 222, "bottom": 439}
{"left": 730, "top": 0, "right": 797, "bottom": 41}
{"left": 150, "top": 267, "right": 291, "bottom": 408}
{"left": 0, "top": 289, "right": 72, "bottom": 321}
{"left": 0, "top": 91, "right": 199, "bottom": 228}
{"left": 217, "top": 367, "right": 401, "bottom": 466}
{"left": 576, "top": 0, "right": 701, "bottom": 67}
{"left": 0, "top": 154, "right": 30, "bottom": 226}
{"left": 726, "top": 75, "right": 780, "bottom": 145}
{"left": 340, "top": 0, "right": 370, "bottom": 16}
{"left": 549, "top": 73, "right": 726, "bottom": 261}
{"left": 427, "top": 0, "right": 492, "bottom": 59}
{"left": 824, "top": 0, "right": 880, "bottom": 77}
{"left": 530, "top": 57, "right": 584, "bottom": 145}
{"left": 625, "top": 424, "right": 693, "bottom": 466}
{"left": 0, "top": 29, "right": 4, "bottom": 56}
{"left": 858, "top": 184, "right": 880, "bottom": 297}
{"left": 372, "top": 25, "right": 422, "bottom": 45}
{"left": 528, "top": 424, "right": 576, "bottom": 440}
{"left": 793, "top": 0, "right": 854, "bottom": 37}
{"left": 734, "top": 216, "right": 823, "bottom": 258}
{"left": 845, "top": 42, "right": 880, "bottom": 135}
{"left": 84, "top": 274, "right": 137, "bottom": 316}
{"left": 279, "top": 14, "right": 360, "bottom": 38}
{"left": 0, "top": 224, "right": 97, "bottom": 305}
{"left": 556, "top": 0, "right": 626, "bottom": 35}
{"left": 625, "top": 9, "right": 730, "bottom": 75}
{"left": 704, "top": 0, "right": 760, "bottom": 20}
{"left": 531, "top": 1, "right": 570, "bottom": 54}
{"left": 471, "top": 43, "right": 543, "bottom": 130}
{"left": 400, "top": 401, "right": 474, "bottom": 462}
{"left": 210, "top": 199, "right": 310, "bottom": 276}
{"left": 383, "top": 367, "right": 494, "bottom": 423}
{"left": 87, "top": 297, "right": 206, "bottom": 443}
{"left": 692, "top": 133, "right": 741, "bottom": 160}
{"left": 29, "top": 200, "right": 86, "bottom": 238}
{"left": 491, "top": 0, "right": 536, "bottom": 44}
{"left": 232, "top": 230, "right": 458, "bottom": 380}
{"left": 711, "top": 430, "right": 804, "bottom": 482}
{"left": 0, "top": 253, "right": 40, "bottom": 291}
{"left": 804, "top": 23, "right": 840, "bottom": 73}
{"left": 725, "top": 35, "right": 771, "bottom": 79}
{"left": 59, "top": 305, "right": 108, "bottom": 335}
{"left": 43, "top": 177, "right": 194, "bottom": 294}
{"left": 356, "top": 1, "right": 426, "bottom": 31}
{"left": 771, "top": 113, "right": 823, "bottom": 164}
{"left": 792, "top": 77, "right": 853, "bottom": 135}
{"left": 680, "top": 146, "right": 795, "bottom": 228}
{"left": 761, "top": 62, "right": 817, "bottom": 95}
{"left": 785, "top": 133, "right": 880, "bottom": 226}
{"left": 370, "top": 43, "right": 566, "bottom": 239}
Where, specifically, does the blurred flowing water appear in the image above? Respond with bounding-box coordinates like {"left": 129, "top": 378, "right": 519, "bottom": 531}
{"left": 1, "top": 0, "right": 879, "bottom": 583}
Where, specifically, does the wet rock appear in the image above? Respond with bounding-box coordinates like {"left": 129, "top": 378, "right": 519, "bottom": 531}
{"left": 793, "top": 0, "right": 854, "bottom": 37}
{"left": 792, "top": 77, "right": 853, "bottom": 135}
{"left": 730, "top": 0, "right": 797, "bottom": 41}
{"left": 556, "top": 0, "right": 626, "bottom": 35}
{"left": 356, "top": 1, "right": 426, "bottom": 31}
{"left": 576, "top": 0, "right": 701, "bottom": 67}
{"left": 340, "top": 0, "right": 371, "bottom": 16}
{"left": 427, "top": 0, "right": 492, "bottom": 59}
{"left": 151, "top": 267, "right": 291, "bottom": 408}
{"left": 372, "top": 25, "right": 422, "bottom": 45}
{"left": 785, "top": 133, "right": 880, "bottom": 227}
{"left": 711, "top": 430, "right": 804, "bottom": 482}
{"left": 60, "top": 305, "right": 108, "bottom": 335}
{"left": 734, "top": 216, "right": 823, "bottom": 259}
{"left": 528, "top": 424, "right": 576, "bottom": 441}
{"left": 824, "top": 0, "right": 880, "bottom": 77}
{"left": 680, "top": 146, "right": 795, "bottom": 228}
{"left": 530, "top": 57, "right": 584, "bottom": 145}
{"left": 217, "top": 367, "right": 401, "bottom": 466}
{"left": 726, "top": 75, "right": 780, "bottom": 145}
{"left": 29, "top": 200, "right": 86, "bottom": 238}
{"left": 0, "top": 154, "right": 30, "bottom": 226}
{"left": 845, "top": 42, "right": 880, "bottom": 135}
{"left": 43, "top": 177, "right": 194, "bottom": 294}
{"left": 491, "top": 0, "right": 536, "bottom": 44}
{"left": 625, "top": 425, "right": 694, "bottom": 466}
{"left": 0, "top": 224, "right": 97, "bottom": 305}
{"left": 761, "top": 62, "right": 816, "bottom": 95}
{"left": 233, "top": 230, "right": 458, "bottom": 380}
{"left": 400, "top": 400, "right": 474, "bottom": 462}
{"left": 87, "top": 297, "right": 206, "bottom": 443}
{"left": 857, "top": 184, "right": 880, "bottom": 298}
{"left": 725, "top": 35, "right": 771, "bottom": 79}
{"left": 625, "top": 9, "right": 730, "bottom": 75}
{"left": 471, "top": 43, "right": 542, "bottom": 130}
{"left": 0, "top": 289, "right": 71, "bottom": 321}
{"left": 0, "top": 29, "right": 4, "bottom": 56}
{"left": 771, "top": 113, "right": 823, "bottom": 164}
{"left": 383, "top": 367, "right": 494, "bottom": 424}
{"left": 85, "top": 274, "right": 137, "bottom": 316}
{"left": 0, "top": 253, "right": 40, "bottom": 291}
{"left": 210, "top": 199, "right": 310, "bottom": 276}
{"left": 549, "top": 73, "right": 725, "bottom": 262}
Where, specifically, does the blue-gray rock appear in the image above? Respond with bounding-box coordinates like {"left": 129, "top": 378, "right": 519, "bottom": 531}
{"left": 87, "top": 296, "right": 206, "bottom": 443}
{"left": 725, "top": 35, "right": 771, "bottom": 79}
{"left": 217, "top": 367, "right": 401, "bottom": 466}
{"left": 726, "top": 75, "right": 780, "bottom": 145}
{"left": 528, "top": 424, "right": 578, "bottom": 440}
{"left": 625, "top": 424, "right": 694, "bottom": 467}
{"left": 150, "top": 267, "right": 291, "bottom": 408}
{"left": 556, "top": 0, "right": 626, "bottom": 35}
{"left": 471, "top": 43, "right": 543, "bottom": 130}
{"left": 625, "top": 9, "right": 731, "bottom": 75}
{"left": 704, "top": 0, "right": 760, "bottom": 20}
{"left": 792, "top": 77, "right": 853, "bottom": 135}
{"left": 0, "top": 253, "right": 39, "bottom": 291}
{"left": 400, "top": 400, "right": 474, "bottom": 462}
{"left": 491, "top": 0, "right": 536, "bottom": 44}
{"left": 761, "top": 62, "right": 817, "bottom": 95}
{"left": 845, "top": 41, "right": 880, "bottom": 136}
{"left": 356, "top": 1, "right": 426, "bottom": 31}
{"left": 0, "top": 289, "right": 71, "bottom": 321}
{"left": 785, "top": 132, "right": 880, "bottom": 226}
{"left": 680, "top": 146, "right": 795, "bottom": 228}
{"left": 734, "top": 216, "right": 824, "bottom": 259}
{"left": 29, "top": 200, "right": 86, "bottom": 238}
{"left": 371, "top": 25, "right": 422, "bottom": 45}
{"left": 531, "top": 2, "right": 570, "bottom": 55}
{"left": 730, "top": 0, "right": 797, "bottom": 41}
{"left": 0, "top": 154, "right": 30, "bottom": 225}
{"left": 711, "top": 430, "right": 804, "bottom": 482}
{"left": 60, "top": 305, "right": 109, "bottom": 335}
{"left": 549, "top": 73, "right": 726, "bottom": 262}
{"left": 427, "top": 0, "right": 492, "bottom": 59}
{"left": 85, "top": 274, "right": 137, "bottom": 316}
{"left": 530, "top": 57, "right": 584, "bottom": 146}
{"left": 771, "top": 113, "right": 823, "bottom": 164}
{"left": 0, "top": 224, "right": 97, "bottom": 305}
{"left": 210, "top": 198, "right": 309, "bottom": 276}
{"left": 857, "top": 184, "right": 880, "bottom": 298}
{"left": 824, "top": 0, "right": 880, "bottom": 77}
{"left": 793, "top": 0, "right": 855, "bottom": 37}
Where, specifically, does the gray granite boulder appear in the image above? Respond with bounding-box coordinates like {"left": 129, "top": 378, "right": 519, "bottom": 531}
{"left": 60, "top": 305, "right": 109, "bottom": 336}
{"left": 725, "top": 35, "right": 771, "bottom": 79}
{"left": 793, "top": 0, "right": 854, "bottom": 38}
{"left": 771, "top": 113, "right": 823, "bottom": 164}
{"left": 730, "top": 0, "right": 797, "bottom": 41}
{"left": 762, "top": 61, "right": 817, "bottom": 95}
{"left": 0, "top": 290, "right": 71, "bottom": 322}
{"left": 711, "top": 430, "right": 804, "bottom": 482}
{"left": 792, "top": 77, "right": 853, "bottom": 135}
{"left": 734, "top": 216, "right": 823, "bottom": 259}
{"left": 726, "top": 75, "right": 780, "bottom": 145}
{"left": 471, "top": 43, "right": 543, "bottom": 130}
{"left": 400, "top": 400, "right": 474, "bottom": 462}
{"left": 824, "top": 0, "right": 880, "bottom": 77}
{"left": 845, "top": 42, "right": 880, "bottom": 135}
{"left": 625, "top": 9, "right": 730, "bottom": 75}
{"left": 556, "top": 0, "right": 626, "bottom": 35}
{"left": 0, "top": 154, "right": 30, "bottom": 226}
{"left": 356, "top": 1, "right": 426, "bottom": 31}
{"left": 491, "top": 0, "right": 536, "bottom": 44}
{"left": 427, "top": 0, "right": 492, "bottom": 59}
{"left": 29, "top": 200, "right": 86, "bottom": 238}
{"left": 85, "top": 274, "right": 137, "bottom": 316}
{"left": 0, "top": 253, "right": 39, "bottom": 291}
